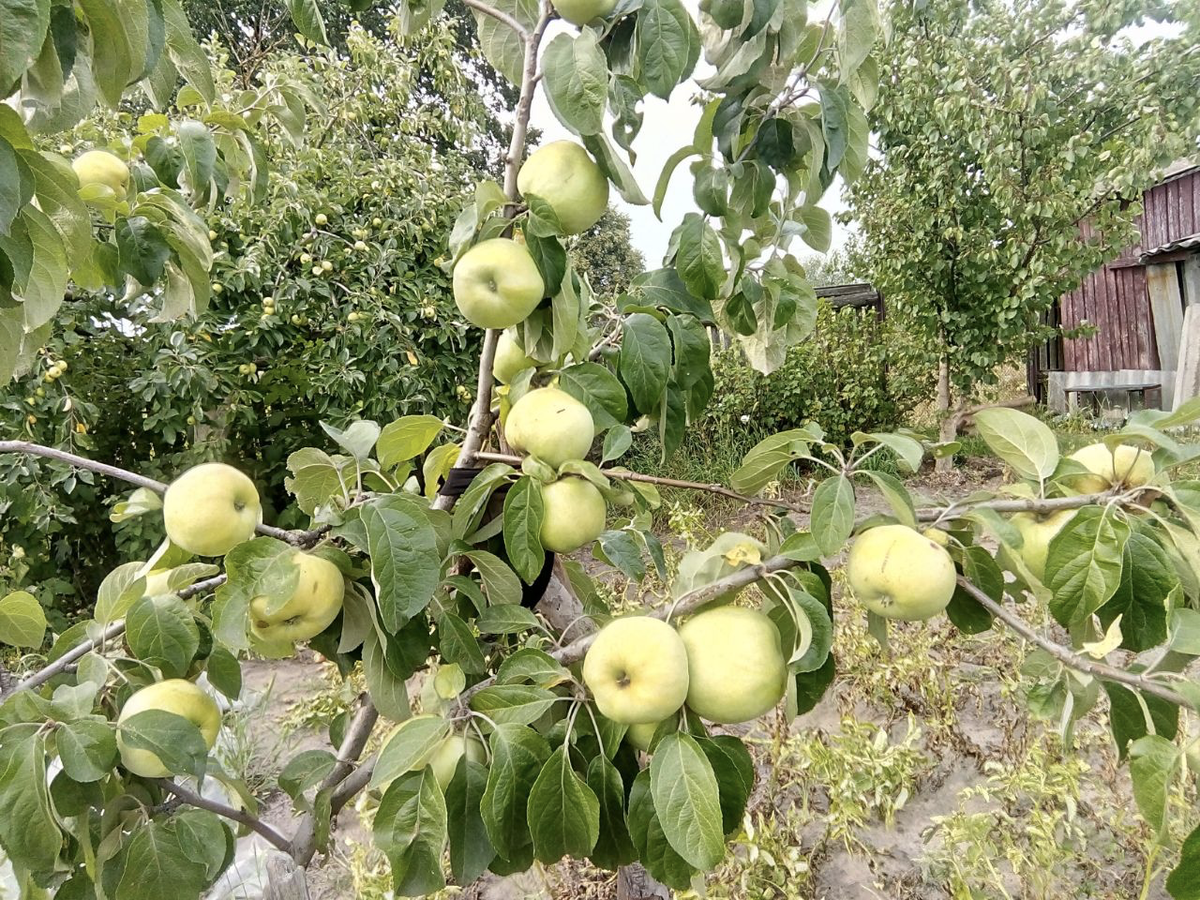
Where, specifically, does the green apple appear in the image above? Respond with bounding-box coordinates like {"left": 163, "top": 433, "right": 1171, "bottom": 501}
{"left": 505, "top": 387, "right": 595, "bottom": 467}
{"left": 163, "top": 463, "right": 262, "bottom": 557}
{"left": 1069, "top": 442, "right": 1155, "bottom": 493}
{"left": 517, "top": 141, "right": 610, "bottom": 235}
{"left": 678, "top": 606, "right": 787, "bottom": 724}
{"left": 117, "top": 679, "right": 221, "bottom": 777}
{"left": 552, "top": 0, "right": 618, "bottom": 26}
{"left": 493, "top": 330, "right": 537, "bottom": 383}
{"left": 582, "top": 617, "right": 689, "bottom": 724}
{"left": 426, "top": 733, "right": 486, "bottom": 789}
{"left": 625, "top": 720, "right": 664, "bottom": 753}
{"left": 1011, "top": 509, "right": 1076, "bottom": 582}
{"left": 540, "top": 477, "right": 607, "bottom": 553}
{"left": 72, "top": 150, "right": 129, "bottom": 197}
{"left": 846, "top": 524, "right": 956, "bottom": 621}
{"left": 250, "top": 552, "right": 345, "bottom": 645}
{"left": 452, "top": 239, "right": 545, "bottom": 329}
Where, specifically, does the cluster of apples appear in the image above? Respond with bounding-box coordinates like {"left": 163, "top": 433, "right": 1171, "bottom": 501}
{"left": 582, "top": 606, "right": 790, "bottom": 749}
{"left": 452, "top": 140, "right": 613, "bottom": 553}
{"left": 117, "top": 462, "right": 346, "bottom": 777}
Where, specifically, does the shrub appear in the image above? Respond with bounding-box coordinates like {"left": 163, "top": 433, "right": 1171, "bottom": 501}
{"left": 695, "top": 302, "right": 930, "bottom": 447}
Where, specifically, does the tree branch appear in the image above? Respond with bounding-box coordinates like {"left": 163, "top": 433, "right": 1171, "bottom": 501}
{"left": 460, "top": 0, "right": 530, "bottom": 39}
{"left": 291, "top": 694, "right": 379, "bottom": 865}
{"left": 954, "top": 577, "right": 1192, "bottom": 709}
{"left": 6, "top": 575, "right": 228, "bottom": 697}
{"left": 0, "top": 441, "right": 328, "bottom": 547}
{"left": 155, "top": 779, "right": 292, "bottom": 853}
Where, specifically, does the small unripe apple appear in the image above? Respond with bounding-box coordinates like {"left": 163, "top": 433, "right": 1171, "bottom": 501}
{"left": 211, "top": 282, "right": 223, "bottom": 294}
{"left": 373, "top": 217, "right": 382, "bottom": 227}
{"left": 72, "top": 150, "right": 129, "bottom": 197}
{"left": 315, "top": 213, "right": 328, "bottom": 225}
{"left": 208, "top": 230, "right": 218, "bottom": 240}
{"left": 300, "top": 253, "right": 313, "bottom": 265}
{"left": 321, "top": 260, "right": 333, "bottom": 272}
{"left": 348, "top": 311, "right": 361, "bottom": 322}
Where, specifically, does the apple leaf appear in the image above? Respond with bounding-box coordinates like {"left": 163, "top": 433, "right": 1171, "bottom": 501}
{"left": 619, "top": 313, "right": 671, "bottom": 417}
{"left": 810, "top": 474, "right": 855, "bottom": 557}
{"left": 628, "top": 768, "right": 696, "bottom": 889}
{"left": 469, "top": 684, "right": 559, "bottom": 726}
{"left": 481, "top": 723, "right": 550, "bottom": 859}
{"left": 369, "top": 715, "right": 449, "bottom": 791}
{"left": 1046, "top": 507, "right": 1130, "bottom": 628}
{"left": 125, "top": 593, "right": 200, "bottom": 679}
{"left": 503, "top": 476, "right": 545, "bottom": 585}
{"left": 1129, "top": 734, "right": 1180, "bottom": 834}
{"left": 112, "top": 818, "right": 212, "bottom": 900}
{"left": 557, "top": 362, "right": 629, "bottom": 429}
{"left": 278, "top": 749, "right": 337, "bottom": 803}
{"left": 377, "top": 415, "right": 445, "bottom": 469}
{"left": 1098, "top": 525, "right": 1177, "bottom": 652}
{"left": 94, "top": 561, "right": 148, "bottom": 625}
{"left": 0, "top": 590, "right": 46, "bottom": 648}
{"left": 205, "top": 646, "right": 242, "bottom": 700}
{"left": 118, "top": 709, "right": 209, "bottom": 778}
{"left": 587, "top": 755, "right": 637, "bottom": 870}
{"left": 526, "top": 746, "right": 600, "bottom": 863}
{"left": 695, "top": 735, "right": 754, "bottom": 835}
{"left": 447, "top": 758, "right": 496, "bottom": 884}
{"left": 464, "top": 550, "right": 523, "bottom": 607}
{"left": 1167, "top": 823, "right": 1200, "bottom": 899}
{"left": 361, "top": 627, "right": 414, "bottom": 723}
{"left": 354, "top": 495, "right": 440, "bottom": 632}
{"left": 649, "top": 733, "right": 724, "bottom": 869}
{"left": 375, "top": 769, "right": 448, "bottom": 896}
{"left": 973, "top": 407, "right": 1060, "bottom": 483}
{"left": 57, "top": 719, "right": 118, "bottom": 783}
{"left": 476, "top": 604, "right": 541, "bottom": 635}
{"left": 635, "top": 0, "right": 699, "bottom": 99}
{"left": 542, "top": 31, "right": 608, "bottom": 136}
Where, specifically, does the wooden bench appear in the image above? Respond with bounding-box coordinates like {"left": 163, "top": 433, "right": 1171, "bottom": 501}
{"left": 1066, "top": 379, "right": 1162, "bottom": 412}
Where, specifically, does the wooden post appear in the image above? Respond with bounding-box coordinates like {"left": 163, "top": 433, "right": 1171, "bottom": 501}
{"left": 1147, "top": 262, "right": 1184, "bottom": 408}
{"left": 617, "top": 862, "right": 672, "bottom": 900}
{"left": 264, "top": 852, "right": 311, "bottom": 900}
{"left": 1172, "top": 306, "right": 1200, "bottom": 411}
{"left": 1183, "top": 256, "right": 1200, "bottom": 308}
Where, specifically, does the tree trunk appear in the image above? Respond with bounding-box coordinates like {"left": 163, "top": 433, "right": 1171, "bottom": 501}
{"left": 617, "top": 862, "right": 672, "bottom": 900}
{"left": 264, "top": 852, "right": 311, "bottom": 900}
{"left": 934, "top": 353, "right": 955, "bottom": 473}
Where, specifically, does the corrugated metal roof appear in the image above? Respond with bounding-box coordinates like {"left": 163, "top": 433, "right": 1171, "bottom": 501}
{"left": 1141, "top": 231, "right": 1200, "bottom": 261}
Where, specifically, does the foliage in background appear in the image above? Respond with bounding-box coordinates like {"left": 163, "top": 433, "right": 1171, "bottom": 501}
{"left": 570, "top": 207, "right": 646, "bottom": 298}
{"left": 0, "top": 22, "right": 500, "bottom": 614}
{"left": 847, "top": 0, "right": 1200, "bottom": 408}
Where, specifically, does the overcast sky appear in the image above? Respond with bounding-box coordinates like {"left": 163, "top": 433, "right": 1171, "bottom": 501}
{"left": 527, "top": 1, "right": 853, "bottom": 265}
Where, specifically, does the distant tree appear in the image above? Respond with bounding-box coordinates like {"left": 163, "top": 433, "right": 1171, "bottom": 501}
{"left": 570, "top": 206, "right": 646, "bottom": 298}
{"left": 797, "top": 248, "right": 857, "bottom": 288}
{"left": 846, "top": 0, "right": 1200, "bottom": 468}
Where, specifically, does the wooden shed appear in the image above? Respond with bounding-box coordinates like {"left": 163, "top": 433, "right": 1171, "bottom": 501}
{"left": 1032, "top": 162, "right": 1200, "bottom": 412}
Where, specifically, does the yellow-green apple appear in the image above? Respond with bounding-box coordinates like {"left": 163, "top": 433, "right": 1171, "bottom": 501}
{"left": 505, "top": 387, "right": 595, "bottom": 466}
{"left": 1068, "top": 442, "right": 1155, "bottom": 493}
{"left": 582, "top": 617, "right": 689, "bottom": 724}
{"left": 116, "top": 679, "right": 221, "bottom": 777}
{"left": 250, "top": 552, "right": 345, "bottom": 645}
{"left": 72, "top": 150, "right": 129, "bottom": 197}
{"left": 517, "top": 141, "right": 610, "bottom": 234}
{"left": 678, "top": 606, "right": 787, "bottom": 724}
{"left": 493, "top": 330, "right": 537, "bottom": 383}
{"left": 625, "top": 720, "right": 664, "bottom": 753}
{"left": 163, "top": 463, "right": 262, "bottom": 556}
{"left": 552, "top": 0, "right": 617, "bottom": 26}
{"left": 1011, "top": 509, "right": 1076, "bottom": 582}
{"left": 846, "top": 524, "right": 956, "bottom": 621}
{"left": 426, "top": 733, "right": 486, "bottom": 789}
{"left": 540, "top": 477, "right": 607, "bottom": 553}
{"left": 452, "top": 239, "right": 544, "bottom": 329}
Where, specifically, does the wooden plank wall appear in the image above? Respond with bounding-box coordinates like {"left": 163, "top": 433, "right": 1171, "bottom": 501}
{"left": 1142, "top": 168, "right": 1200, "bottom": 250}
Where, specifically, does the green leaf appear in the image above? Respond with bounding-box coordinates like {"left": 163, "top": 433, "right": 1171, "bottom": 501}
{"left": 116, "top": 215, "right": 170, "bottom": 285}
{"left": 286, "top": 0, "right": 328, "bottom": 44}
{"left": 1046, "top": 508, "right": 1130, "bottom": 627}
{"left": 94, "top": 561, "right": 148, "bottom": 624}
{"left": 497, "top": 648, "right": 571, "bottom": 687}
{"left": 362, "top": 627, "right": 414, "bottom": 722}
{"left": 792, "top": 653, "right": 835, "bottom": 716}
{"left": 476, "top": 604, "right": 541, "bottom": 635}
{"left": 481, "top": 723, "right": 551, "bottom": 858}
{"left": 162, "top": 0, "right": 214, "bottom": 102}
{"left": 1103, "top": 682, "right": 1178, "bottom": 763}
{"left": 320, "top": 419, "right": 380, "bottom": 461}
{"left": 57, "top": 719, "right": 117, "bottom": 782}
{"left": 653, "top": 146, "right": 696, "bottom": 220}
{"left": 672, "top": 212, "right": 723, "bottom": 301}
{"left": 374, "top": 769, "right": 448, "bottom": 897}
{"left": 503, "top": 476, "right": 545, "bottom": 585}
{"left": 973, "top": 408, "right": 1059, "bottom": 483}
{"left": 0, "top": 0, "right": 51, "bottom": 98}
{"left": 797, "top": 205, "right": 832, "bottom": 252}
{"left": 357, "top": 495, "right": 440, "bottom": 632}
{"left": 636, "top": 0, "right": 699, "bottom": 99}
{"left": 595, "top": 529, "right": 646, "bottom": 581}
{"left": 527, "top": 745, "right": 601, "bottom": 862}
{"left": 859, "top": 470, "right": 915, "bottom": 527}
{"left": 114, "top": 818, "right": 210, "bottom": 900}
{"left": 810, "top": 474, "right": 855, "bottom": 557}
{"left": 1129, "top": 734, "right": 1179, "bottom": 834}
{"left": 118, "top": 709, "right": 209, "bottom": 778}
{"left": 587, "top": 755, "right": 637, "bottom": 870}
{"left": 947, "top": 546, "right": 1000, "bottom": 635}
{"left": 649, "top": 732, "right": 724, "bottom": 869}
{"left": 0, "top": 725, "right": 60, "bottom": 876}
{"left": 465, "top": 550, "right": 523, "bottom": 607}
{"left": 1097, "top": 526, "right": 1176, "bottom": 652}
{"left": 0, "top": 590, "right": 46, "bottom": 648}
{"left": 558, "top": 361, "right": 629, "bottom": 429}
{"left": 437, "top": 612, "right": 487, "bottom": 675}
{"left": 619, "top": 312, "right": 672, "bottom": 416}
{"left": 580, "top": 130, "right": 650, "bottom": 205}
{"left": 206, "top": 646, "right": 242, "bottom": 700}
{"left": 1167, "top": 823, "right": 1200, "bottom": 899}
{"left": 470, "top": 684, "right": 559, "bottom": 726}
{"left": 125, "top": 593, "right": 200, "bottom": 678}
{"left": 278, "top": 749, "right": 336, "bottom": 801}
{"left": 452, "top": 464, "right": 513, "bottom": 539}
{"left": 175, "top": 120, "right": 216, "bottom": 196}
{"left": 695, "top": 735, "right": 754, "bottom": 835}
{"left": 447, "top": 758, "right": 496, "bottom": 884}
{"left": 378, "top": 415, "right": 445, "bottom": 469}
{"left": 729, "top": 428, "right": 814, "bottom": 494}
{"left": 370, "top": 715, "right": 450, "bottom": 790}
{"left": 472, "top": 0, "right": 538, "bottom": 86}
{"left": 628, "top": 768, "right": 696, "bottom": 888}
{"left": 602, "top": 425, "right": 633, "bottom": 462}
{"left": 543, "top": 30, "right": 608, "bottom": 136}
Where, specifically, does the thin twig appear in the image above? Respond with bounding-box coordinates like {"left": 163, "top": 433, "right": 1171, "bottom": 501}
{"left": 156, "top": 779, "right": 292, "bottom": 853}
{"left": 955, "top": 577, "right": 1192, "bottom": 709}
{"left": 0, "top": 441, "right": 328, "bottom": 547}
{"left": 461, "top": 0, "right": 530, "bottom": 38}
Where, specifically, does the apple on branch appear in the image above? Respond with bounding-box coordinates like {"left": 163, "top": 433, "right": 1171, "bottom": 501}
{"left": 678, "top": 606, "right": 788, "bottom": 724}
{"left": 540, "top": 477, "right": 607, "bottom": 553}
{"left": 250, "top": 551, "right": 345, "bottom": 650}
{"left": 582, "top": 617, "right": 690, "bottom": 724}
{"left": 504, "top": 387, "right": 595, "bottom": 467}
{"left": 116, "top": 679, "right": 222, "bottom": 778}
{"left": 517, "top": 141, "right": 610, "bottom": 234}
{"left": 846, "top": 524, "right": 956, "bottom": 621}
{"left": 162, "top": 463, "right": 262, "bottom": 557}
{"left": 452, "top": 239, "right": 544, "bottom": 329}
{"left": 1068, "top": 442, "right": 1155, "bottom": 494}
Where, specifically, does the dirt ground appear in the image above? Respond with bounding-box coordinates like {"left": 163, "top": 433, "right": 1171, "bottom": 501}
{"left": 226, "top": 457, "right": 1181, "bottom": 900}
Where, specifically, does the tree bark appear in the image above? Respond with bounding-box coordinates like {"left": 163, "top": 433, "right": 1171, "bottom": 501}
{"left": 934, "top": 352, "right": 955, "bottom": 473}
{"left": 617, "top": 862, "right": 672, "bottom": 900}
{"left": 264, "top": 852, "right": 311, "bottom": 900}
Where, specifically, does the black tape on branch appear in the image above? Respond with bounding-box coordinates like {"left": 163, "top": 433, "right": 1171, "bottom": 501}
{"left": 438, "top": 466, "right": 486, "bottom": 499}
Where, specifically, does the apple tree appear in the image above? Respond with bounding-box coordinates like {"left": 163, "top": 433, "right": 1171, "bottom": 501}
{"left": 4, "top": 0, "right": 1200, "bottom": 898}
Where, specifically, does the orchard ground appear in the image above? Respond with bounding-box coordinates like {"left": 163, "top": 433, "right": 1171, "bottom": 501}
{"left": 219, "top": 449, "right": 1198, "bottom": 900}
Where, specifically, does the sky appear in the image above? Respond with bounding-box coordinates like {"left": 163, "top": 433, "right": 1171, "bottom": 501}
{"left": 527, "top": 2, "right": 853, "bottom": 266}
